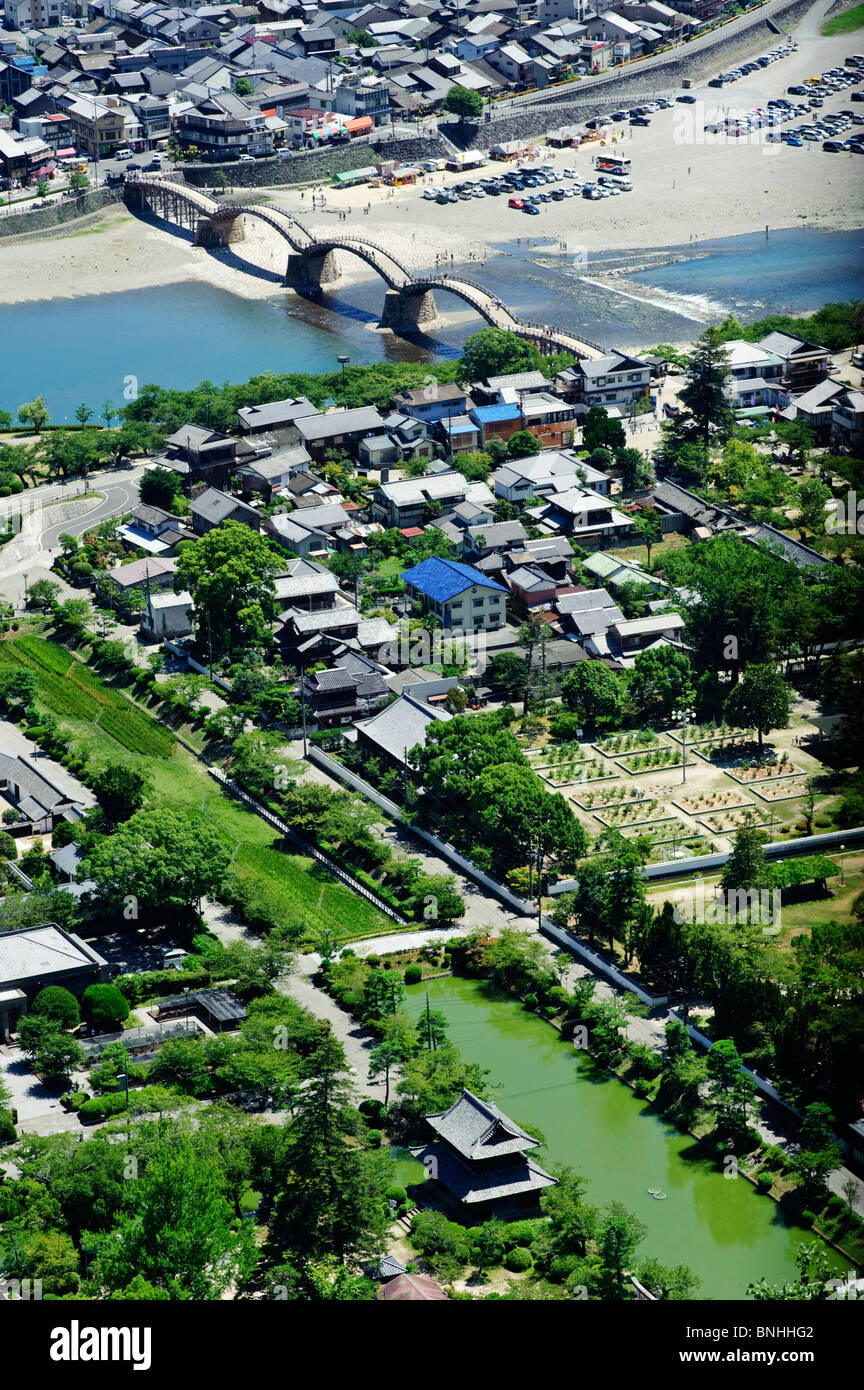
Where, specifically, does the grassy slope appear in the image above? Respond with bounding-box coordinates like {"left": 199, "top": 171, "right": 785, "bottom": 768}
{"left": 0, "top": 634, "right": 388, "bottom": 939}
{"left": 821, "top": 4, "right": 864, "bottom": 35}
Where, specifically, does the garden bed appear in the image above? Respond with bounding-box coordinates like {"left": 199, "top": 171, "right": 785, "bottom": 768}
{"left": 748, "top": 778, "right": 811, "bottom": 803}
{"left": 538, "top": 760, "right": 617, "bottom": 786}
{"left": 593, "top": 731, "right": 668, "bottom": 756}
{"left": 696, "top": 806, "right": 773, "bottom": 834}
{"left": 616, "top": 748, "right": 694, "bottom": 775}
{"left": 592, "top": 799, "right": 673, "bottom": 829}
{"left": 673, "top": 789, "right": 753, "bottom": 816}
{"left": 666, "top": 723, "right": 753, "bottom": 747}
{"left": 725, "top": 759, "right": 805, "bottom": 785}
{"left": 574, "top": 786, "right": 650, "bottom": 812}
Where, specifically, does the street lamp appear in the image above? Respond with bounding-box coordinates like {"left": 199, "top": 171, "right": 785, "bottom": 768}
{"left": 183, "top": 985, "right": 190, "bottom": 1031}
{"left": 672, "top": 705, "right": 694, "bottom": 785}
{"left": 337, "top": 355, "right": 350, "bottom": 392}
{"left": 840, "top": 843, "right": 846, "bottom": 887}
{"left": 22, "top": 572, "right": 28, "bottom": 610}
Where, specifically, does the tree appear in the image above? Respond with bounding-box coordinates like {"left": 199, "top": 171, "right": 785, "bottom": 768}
{"left": 598, "top": 1202, "right": 646, "bottom": 1299}
{"left": 140, "top": 465, "right": 183, "bottom": 511}
{"left": 517, "top": 618, "right": 554, "bottom": 714}
{"left": 395, "top": 1044, "right": 491, "bottom": 1133}
{"left": 36, "top": 179, "right": 49, "bottom": 199}
{"left": 706, "top": 1038, "right": 755, "bottom": 1143}
{"left": 81, "top": 806, "right": 232, "bottom": 917}
{"left": 101, "top": 401, "right": 117, "bottom": 428}
{"left": 81, "top": 983, "right": 130, "bottom": 1033}
{"left": 677, "top": 326, "right": 734, "bottom": 445}
{"left": 617, "top": 445, "right": 651, "bottom": 491}
{"left": 724, "top": 663, "right": 791, "bottom": 753}
{"left": 628, "top": 646, "right": 693, "bottom": 717}
{"left": 0, "top": 667, "right": 37, "bottom": 715}
{"left": 74, "top": 403, "right": 94, "bottom": 425}
{"left": 582, "top": 405, "right": 626, "bottom": 456}
{"left": 507, "top": 429, "right": 540, "bottom": 461}
{"left": 30, "top": 986, "right": 80, "bottom": 1030}
{"left": 470, "top": 763, "right": 588, "bottom": 877}
{"left": 26, "top": 578, "right": 60, "bottom": 613}
{"left": 91, "top": 764, "right": 149, "bottom": 825}
{"left": 97, "top": 1133, "right": 255, "bottom": 1299}
{"left": 272, "top": 1035, "right": 389, "bottom": 1264}
{"left": 175, "top": 521, "right": 281, "bottom": 659}
{"left": 235, "top": 77, "right": 255, "bottom": 96}
{"left": 18, "top": 396, "right": 49, "bottom": 433}
{"left": 458, "top": 328, "right": 543, "bottom": 386}
{"left": 634, "top": 506, "right": 662, "bottom": 568}
{"left": 18, "top": 1016, "right": 84, "bottom": 1086}
{"left": 442, "top": 84, "right": 483, "bottom": 121}
{"left": 68, "top": 170, "right": 89, "bottom": 193}
{"left": 793, "top": 1102, "right": 841, "bottom": 1202}
{"left": 796, "top": 477, "right": 831, "bottom": 540}
{"left": 560, "top": 661, "right": 622, "bottom": 731}
{"left": 721, "top": 817, "right": 773, "bottom": 896}
{"left": 368, "top": 1012, "right": 416, "bottom": 1106}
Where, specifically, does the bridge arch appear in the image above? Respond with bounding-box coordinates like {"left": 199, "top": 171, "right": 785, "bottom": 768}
{"left": 123, "top": 174, "right": 603, "bottom": 356}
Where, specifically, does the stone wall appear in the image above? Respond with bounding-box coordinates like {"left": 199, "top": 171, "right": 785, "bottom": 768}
{"left": 0, "top": 186, "right": 122, "bottom": 239}
{"left": 181, "top": 134, "right": 450, "bottom": 189}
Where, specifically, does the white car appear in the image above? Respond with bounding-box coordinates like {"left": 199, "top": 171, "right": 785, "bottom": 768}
{"left": 115, "top": 149, "right": 134, "bottom": 160}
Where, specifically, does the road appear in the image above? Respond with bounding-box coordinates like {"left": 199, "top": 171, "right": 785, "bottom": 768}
{"left": 0, "top": 465, "right": 145, "bottom": 607}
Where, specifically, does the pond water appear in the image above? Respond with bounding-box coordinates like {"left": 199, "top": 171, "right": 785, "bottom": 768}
{"left": 403, "top": 975, "right": 850, "bottom": 1300}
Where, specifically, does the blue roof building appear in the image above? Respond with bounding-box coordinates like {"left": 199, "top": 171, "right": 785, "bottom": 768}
{"left": 401, "top": 557, "right": 508, "bottom": 631}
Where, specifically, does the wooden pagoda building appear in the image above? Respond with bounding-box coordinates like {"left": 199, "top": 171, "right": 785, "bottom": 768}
{"left": 414, "top": 1089, "right": 557, "bottom": 1221}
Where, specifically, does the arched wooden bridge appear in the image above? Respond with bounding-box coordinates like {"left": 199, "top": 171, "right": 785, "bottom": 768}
{"left": 124, "top": 173, "right": 602, "bottom": 355}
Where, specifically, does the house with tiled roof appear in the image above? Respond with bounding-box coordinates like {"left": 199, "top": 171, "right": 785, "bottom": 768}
{"left": 413, "top": 1088, "right": 557, "bottom": 1219}
{"left": 401, "top": 556, "right": 508, "bottom": 630}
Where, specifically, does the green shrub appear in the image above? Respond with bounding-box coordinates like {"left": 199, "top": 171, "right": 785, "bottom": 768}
{"left": 826, "top": 1194, "right": 846, "bottom": 1217}
{"left": 404, "top": 963, "right": 423, "bottom": 985}
{"left": 800, "top": 1209, "right": 816, "bottom": 1228}
{"left": 385, "top": 1185, "right": 407, "bottom": 1208}
{"left": 505, "top": 1246, "right": 533, "bottom": 1272}
{"left": 0, "top": 1108, "right": 17, "bottom": 1142}
{"left": 755, "top": 1170, "right": 773, "bottom": 1193}
{"left": 79, "top": 1092, "right": 128, "bottom": 1122}
{"left": 61, "top": 1090, "right": 89, "bottom": 1111}
{"left": 367, "top": 1128, "right": 382, "bottom": 1148}
{"left": 523, "top": 992, "right": 538, "bottom": 1011}
{"left": 366, "top": 954, "right": 380, "bottom": 968}
{"left": 359, "top": 1098, "right": 387, "bottom": 1126}
{"left": 31, "top": 985, "right": 80, "bottom": 1029}
{"left": 81, "top": 983, "right": 130, "bottom": 1031}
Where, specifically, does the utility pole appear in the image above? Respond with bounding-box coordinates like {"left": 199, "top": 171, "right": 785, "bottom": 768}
{"left": 300, "top": 660, "right": 308, "bottom": 756}
{"left": 425, "top": 991, "right": 434, "bottom": 1050}
{"left": 206, "top": 608, "right": 213, "bottom": 680}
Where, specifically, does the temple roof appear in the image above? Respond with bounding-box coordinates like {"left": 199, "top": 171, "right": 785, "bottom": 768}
{"left": 425, "top": 1088, "right": 539, "bottom": 1161}
{"left": 413, "top": 1140, "right": 557, "bottom": 1205}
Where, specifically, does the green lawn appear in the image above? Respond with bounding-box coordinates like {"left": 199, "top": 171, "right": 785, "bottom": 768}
{"left": 1, "top": 634, "right": 389, "bottom": 941}
{"left": 609, "top": 532, "right": 688, "bottom": 567}
{"left": 821, "top": 3, "right": 864, "bottom": 34}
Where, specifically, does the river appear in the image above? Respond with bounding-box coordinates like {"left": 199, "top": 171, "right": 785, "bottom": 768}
{"left": 403, "top": 975, "right": 851, "bottom": 1300}
{"left": 1, "top": 226, "right": 859, "bottom": 422}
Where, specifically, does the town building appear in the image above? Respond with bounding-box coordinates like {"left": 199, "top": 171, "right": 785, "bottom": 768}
{"left": 401, "top": 556, "right": 508, "bottom": 631}
{"left": 0, "top": 925, "right": 108, "bottom": 1041}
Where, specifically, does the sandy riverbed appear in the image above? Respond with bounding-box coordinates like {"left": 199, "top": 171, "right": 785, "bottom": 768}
{"left": 0, "top": 16, "right": 861, "bottom": 312}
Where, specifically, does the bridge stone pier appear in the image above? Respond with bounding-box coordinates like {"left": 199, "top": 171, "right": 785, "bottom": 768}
{"left": 380, "top": 287, "right": 439, "bottom": 333}
{"left": 285, "top": 248, "right": 342, "bottom": 291}
{"left": 194, "top": 215, "right": 245, "bottom": 247}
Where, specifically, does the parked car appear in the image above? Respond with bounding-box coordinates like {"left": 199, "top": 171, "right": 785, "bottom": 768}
{"left": 630, "top": 116, "right": 651, "bottom": 126}
{"left": 508, "top": 196, "right": 524, "bottom": 209}
{"left": 676, "top": 94, "right": 697, "bottom": 103}
{"left": 522, "top": 202, "right": 540, "bottom": 214}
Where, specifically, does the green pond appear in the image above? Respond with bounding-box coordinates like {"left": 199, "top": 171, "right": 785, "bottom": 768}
{"left": 403, "top": 976, "right": 851, "bottom": 1300}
